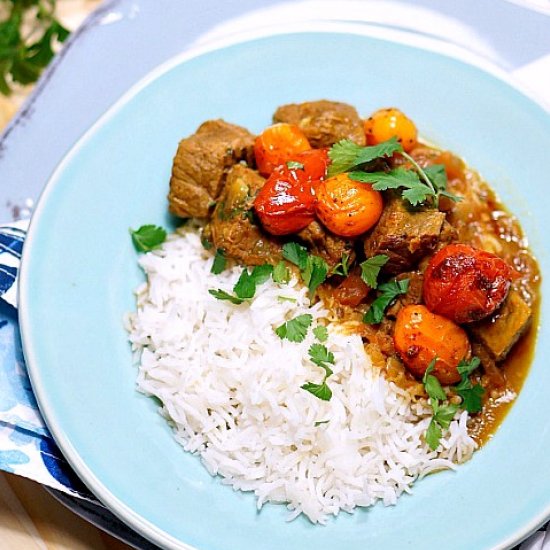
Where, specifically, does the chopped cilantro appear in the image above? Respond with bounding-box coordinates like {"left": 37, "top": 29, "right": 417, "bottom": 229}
{"left": 282, "top": 242, "right": 328, "bottom": 298}
{"left": 130, "top": 225, "right": 167, "bottom": 252}
{"left": 210, "top": 264, "right": 273, "bottom": 304}
{"left": 275, "top": 314, "right": 313, "bottom": 343}
{"left": 208, "top": 289, "right": 245, "bottom": 305}
{"left": 282, "top": 242, "right": 309, "bottom": 270}
{"left": 301, "top": 382, "right": 332, "bottom": 401}
{"left": 211, "top": 249, "right": 227, "bottom": 274}
{"left": 273, "top": 261, "right": 291, "bottom": 284}
{"left": 422, "top": 360, "right": 447, "bottom": 402}
{"left": 328, "top": 137, "right": 402, "bottom": 177}
{"left": 313, "top": 326, "right": 328, "bottom": 343}
{"left": 286, "top": 160, "right": 305, "bottom": 170}
{"left": 359, "top": 254, "right": 389, "bottom": 289}
{"left": 308, "top": 343, "right": 334, "bottom": 376}
{"left": 330, "top": 252, "right": 351, "bottom": 276}
{"left": 363, "top": 278, "right": 409, "bottom": 324}
{"left": 314, "top": 419, "right": 330, "bottom": 427}
{"left": 455, "top": 357, "right": 484, "bottom": 413}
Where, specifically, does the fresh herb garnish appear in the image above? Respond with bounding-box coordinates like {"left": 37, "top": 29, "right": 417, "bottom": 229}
{"left": 277, "top": 296, "right": 297, "bottom": 303}
{"left": 330, "top": 252, "right": 351, "bottom": 276}
{"left": 211, "top": 249, "right": 227, "bottom": 274}
{"left": 313, "top": 325, "right": 328, "bottom": 343}
{"left": 282, "top": 242, "right": 328, "bottom": 298}
{"left": 275, "top": 313, "right": 313, "bottom": 343}
{"left": 286, "top": 160, "right": 304, "bottom": 170}
{"left": 422, "top": 360, "right": 459, "bottom": 450}
{"left": 273, "top": 260, "right": 291, "bottom": 284}
{"left": 329, "top": 137, "right": 461, "bottom": 207}
{"left": 130, "top": 225, "right": 167, "bottom": 252}
{"left": 301, "top": 343, "right": 335, "bottom": 401}
{"left": 359, "top": 254, "right": 389, "bottom": 289}
{"left": 210, "top": 264, "right": 273, "bottom": 304}
{"left": 455, "top": 357, "right": 484, "bottom": 413}
{"left": 0, "top": 0, "right": 70, "bottom": 96}
{"left": 314, "top": 419, "right": 330, "bottom": 426}
{"left": 328, "top": 137, "right": 402, "bottom": 177}
{"left": 363, "top": 278, "right": 409, "bottom": 324}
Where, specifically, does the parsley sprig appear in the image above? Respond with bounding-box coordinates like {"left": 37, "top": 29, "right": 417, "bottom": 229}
{"left": 363, "top": 278, "right": 409, "bottom": 324}
{"left": 329, "top": 137, "right": 461, "bottom": 208}
{"left": 282, "top": 242, "right": 328, "bottom": 299}
{"left": 0, "top": 1, "right": 70, "bottom": 95}
{"left": 130, "top": 225, "right": 167, "bottom": 252}
{"left": 209, "top": 264, "right": 273, "bottom": 304}
{"left": 302, "top": 344, "right": 335, "bottom": 401}
{"left": 423, "top": 357, "right": 484, "bottom": 450}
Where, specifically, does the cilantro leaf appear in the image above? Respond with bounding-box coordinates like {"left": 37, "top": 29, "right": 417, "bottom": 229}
{"left": 211, "top": 249, "right": 227, "bottom": 274}
{"left": 456, "top": 384, "right": 484, "bottom": 414}
{"left": 328, "top": 137, "right": 402, "bottom": 176}
{"left": 273, "top": 261, "right": 291, "bottom": 284}
{"left": 434, "top": 403, "right": 459, "bottom": 430}
{"left": 360, "top": 254, "right": 389, "bottom": 289}
{"left": 275, "top": 314, "right": 313, "bottom": 343}
{"left": 308, "top": 343, "right": 335, "bottom": 376}
{"left": 363, "top": 278, "right": 409, "bottom": 324}
{"left": 233, "top": 269, "right": 257, "bottom": 300}
{"left": 208, "top": 289, "right": 245, "bottom": 305}
{"left": 456, "top": 357, "right": 481, "bottom": 379}
{"left": 423, "top": 164, "right": 447, "bottom": 192}
{"left": 313, "top": 326, "right": 328, "bottom": 343}
{"left": 286, "top": 160, "right": 304, "bottom": 170}
{"left": 330, "top": 252, "right": 351, "bottom": 276}
{"left": 282, "top": 242, "right": 309, "bottom": 270}
{"left": 302, "top": 255, "right": 328, "bottom": 298}
{"left": 422, "top": 360, "right": 447, "bottom": 401}
{"left": 130, "top": 225, "right": 167, "bottom": 252}
{"left": 426, "top": 418, "right": 442, "bottom": 451}
{"left": 314, "top": 420, "right": 330, "bottom": 426}
{"left": 301, "top": 382, "right": 332, "bottom": 401}
{"left": 250, "top": 264, "right": 274, "bottom": 285}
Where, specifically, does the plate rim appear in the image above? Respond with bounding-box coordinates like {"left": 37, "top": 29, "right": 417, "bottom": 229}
{"left": 18, "top": 22, "right": 550, "bottom": 550}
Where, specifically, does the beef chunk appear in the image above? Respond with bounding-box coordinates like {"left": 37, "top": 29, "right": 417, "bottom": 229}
{"left": 469, "top": 289, "right": 532, "bottom": 361}
{"left": 208, "top": 165, "right": 282, "bottom": 266}
{"left": 363, "top": 196, "right": 446, "bottom": 274}
{"left": 273, "top": 100, "right": 365, "bottom": 148}
{"left": 297, "top": 220, "right": 355, "bottom": 269}
{"left": 168, "top": 120, "right": 255, "bottom": 218}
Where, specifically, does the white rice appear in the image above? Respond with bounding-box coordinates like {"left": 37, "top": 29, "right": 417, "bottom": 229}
{"left": 126, "top": 224, "right": 476, "bottom": 524}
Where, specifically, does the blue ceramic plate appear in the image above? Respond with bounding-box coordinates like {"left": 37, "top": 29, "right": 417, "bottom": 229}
{"left": 19, "top": 27, "right": 550, "bottom": 550}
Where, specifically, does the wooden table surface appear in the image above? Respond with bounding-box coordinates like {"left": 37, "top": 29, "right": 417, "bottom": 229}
{"left": 0, "top": 2, "right": 133, "bottom": 548}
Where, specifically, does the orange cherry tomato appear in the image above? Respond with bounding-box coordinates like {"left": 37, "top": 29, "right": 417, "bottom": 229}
{"left": 394, "top": 304, "right": 470, "bottom": 385}
{"left": 253, "top": 165, "right": 316, "bottom": 235}
{"left": 423, "top": 244, "right": 513, "bottom": 324}
{"left": 364, "top": 108, "right": 418, "bottom": 152}
{"left": 254, "top": 123, "right": 312, "bottom": 177}
{"left": 315, "top": 173, "right": 383, "bottom": 237}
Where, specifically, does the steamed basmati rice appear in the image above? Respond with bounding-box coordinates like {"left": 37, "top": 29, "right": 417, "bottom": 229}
{"left": 126, "top": 225, "right": 476, "bottom": 523}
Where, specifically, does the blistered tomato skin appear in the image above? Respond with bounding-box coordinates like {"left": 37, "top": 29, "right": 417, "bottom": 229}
{"left": 254, "top": 123, "right": 312, "bottom": 177}
{"left": 394, "top": 305, "right": 470, "bottom": 385}
{"left": 315, "top": 173, "right": 383, "bottom": 237}
{"left": 423, "top": 244, "right": 513, "bottom": 324}
{"left": 253, "top": 166, "right": 316, "bottom": 235}
{"left": 364, "top": 108, "right": 418, "bottom": 153}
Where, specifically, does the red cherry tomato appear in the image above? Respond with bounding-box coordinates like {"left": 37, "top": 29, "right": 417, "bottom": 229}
{"left": 254, "top": 123, "right": 311, "bottom": 177}
{"left": 423, "top": 243, "right": 513, "bottom": 324}
{"left": 288, "top": 148, "right": 330, "bottom": 184}
{"left": 253, "top": 165, "right": 316, "bottom": 235}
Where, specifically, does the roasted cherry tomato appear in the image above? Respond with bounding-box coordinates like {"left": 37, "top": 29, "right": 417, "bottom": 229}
{"left": 394, "top": 304, "right": 470, "bottom": 385}
{"left": 315, "top": 173, "right": 383, "bottom": 237}
{"left": 288, "top": 148, "right": 330, "bottom": 184}
{"left": 253, "top": 165, "right": 316, "bottom": 235}
{"left": 254, "top": 123, "right": 311, "bottom": 177}
{"left": 423, "top": 243, "right": 513, "bottom": 324}
{"left": 364, "top": 108, "right": 418, "bottom": 152}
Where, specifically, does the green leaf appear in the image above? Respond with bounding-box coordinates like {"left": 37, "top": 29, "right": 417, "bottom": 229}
{"left": 351, "top": 167, "right": 419, "bottom": 190}
{"left": 275, "top": 314, "right": 313, "bottom": 343}
{"left": 423, "top": 164, "right": 447, "bottom": 192}
{"left": 424, "top": 373, "right": 447, "bottom": 402}
{"left": 210, "top": 249, "right": 226, "bottom": 274}
{"left": 456, "top": 384, "right": 484, "bottom": 413}
{"left": 330, "top": 252, "right": 351, "bottom": 276}
{"left": 277, "top": 295, "right": 297, "bottom": 303}
{"left": 208, "top": 289, "right": 245, "bottom": 305}
{"left": 286, "top": 160, "right": 304, "bottom": 170}
{"left": 233, "top": 269, "right": 257, "bottom": 300}
{"left": 303, "top": 255, "right": 328, "bottom": 298}
{"left": 313, "top": 325, "right": 328, "bottom": 343}
{"left": 401, "top": 185, "right": 434, "bottom": 206}
{"left": 426, "top": 418, "right": 442, "bottom": 451}
{"left": 201, "top": 234, "right": 213, "bottom": 250}
{"left": 250, "top": 264, "right": 274, "bottom": 285}
{"left": 282, "top": 242, "right": 309, "bottom": 271}
{"left": 130, "top": 224, "right": 167, "bottom": 252}
{"left": 359, "top": 254, "right": 389, "bottom": 289}
{"left": 363, "top": 278, "right": 409, "bottom": 324}
{"left": 314, "top": 419, "right": 330, "bottom": 426}
{"left": 273, "top": 261, "right": 291, "bottom": 284}
{"left": 328, "top": 137, "right": 403, "bottom": 176}
{"left": 301, "top": 381, "right": 332, "bottom": 401}
{"left": 434, "top": 403, "right": 459, "bottom": 429}
{"left": 456, "top": 357, "right": 481, "bottom": 379}
{"left": 308, "top": 343, "right": 335, "bottom": 376}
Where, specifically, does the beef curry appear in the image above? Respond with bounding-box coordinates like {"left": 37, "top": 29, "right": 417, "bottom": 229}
{"left": 167, "top": 100, "right": 540, "bottom": 447}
